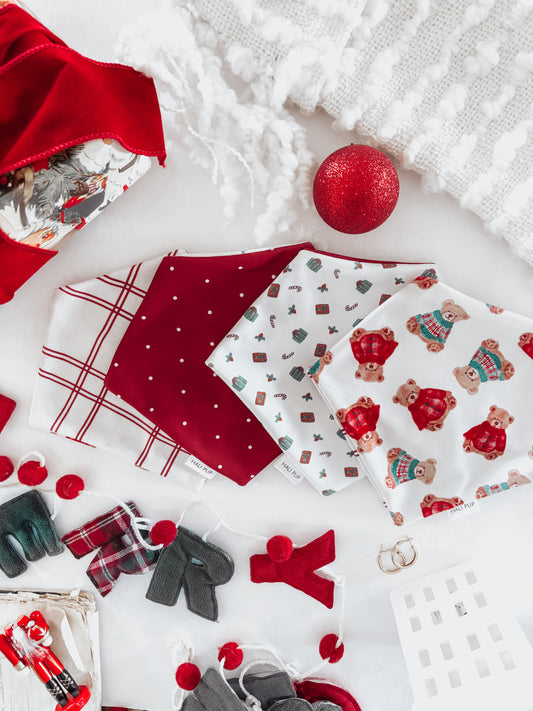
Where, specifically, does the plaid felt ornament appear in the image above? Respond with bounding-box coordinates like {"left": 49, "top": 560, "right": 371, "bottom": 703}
{"left": 61, "top": 501, "right": 158, "bottom": 597}
{"left": 0, "top": 490, "right": 63, "bottom": 578}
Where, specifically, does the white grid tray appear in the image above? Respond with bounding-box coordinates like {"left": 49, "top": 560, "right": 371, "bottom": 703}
{"left": 390, "top": 562, "right": 533, "bottom": 711}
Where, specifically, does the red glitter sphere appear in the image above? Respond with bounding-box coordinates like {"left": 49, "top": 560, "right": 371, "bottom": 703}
{"left": 313, "top": 145, "right": 399, "bottom": 234}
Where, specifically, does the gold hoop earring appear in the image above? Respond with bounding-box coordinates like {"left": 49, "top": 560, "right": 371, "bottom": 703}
{"left": 377, "top": 544, "right": 403, "bottom": 574}
{"left": 392, "top": 537, "right": 417, "bottom": 568}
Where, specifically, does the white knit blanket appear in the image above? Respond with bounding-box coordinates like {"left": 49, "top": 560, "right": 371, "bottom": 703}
{"left": 118, "top": 0, "right": 533, "bottom": 264}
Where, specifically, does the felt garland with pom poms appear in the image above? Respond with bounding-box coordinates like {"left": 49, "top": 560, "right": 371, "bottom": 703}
{"left": 172, "top": 641, "right": 358, "bottom": 711}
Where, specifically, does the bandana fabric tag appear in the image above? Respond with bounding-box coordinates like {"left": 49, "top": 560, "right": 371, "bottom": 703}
{"left": 184, "top": 455, "right": 217, "bottom": 480}
{"left": 447, "top": 499, "right": 480, "bottom": 520}
{"left": 273, "top": 455, "right": 305, "bottom": 485}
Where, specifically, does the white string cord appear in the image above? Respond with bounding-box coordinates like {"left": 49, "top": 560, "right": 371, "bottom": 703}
{"left": 16, "top": 450, "right": 46, "bottom": 470}
{"left": 176, "top": 500, "right": 269, "bottom": 543}
{"left": 171, "top": 640, "right": 195, "bottom": 711}
{"left": 82, "top": 490, "right": 163, "bottom": 553}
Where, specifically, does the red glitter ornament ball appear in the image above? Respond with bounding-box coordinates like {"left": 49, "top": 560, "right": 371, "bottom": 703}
{"left": 56, "top": 474, "right": 85, "bottom": 500}
{"left": 313, "top": 145, "right": 399, "bottom": 234}
{"left": 218, "top": 642, "right": 244, "bottom": 670}
{"left": 175, "top": 662, "right": 201, "bottom": 690}
{"left": 151, "top": 520, "right": 178, "bottom": 547}
{"left": 17, "top": 460, "right": 48, "bottom": 486}
{"left": 0, "top": 455, "right": 14, "bottom": 482}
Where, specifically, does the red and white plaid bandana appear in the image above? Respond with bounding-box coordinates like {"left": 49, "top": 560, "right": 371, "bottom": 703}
{"left": 30, "top": 253, "right": 205, "bottom": 489}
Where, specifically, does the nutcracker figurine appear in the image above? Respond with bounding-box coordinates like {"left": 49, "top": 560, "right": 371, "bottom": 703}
{"left": 0, "top": 610, "right": 91, "bottom": 710}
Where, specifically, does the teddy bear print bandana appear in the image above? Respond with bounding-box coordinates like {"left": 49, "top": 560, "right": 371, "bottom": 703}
{"left": 313, "top": 277, "right": 533, "bottom": 524}
{"left": 207, "top": 250, "right": 436, "bottom": 495}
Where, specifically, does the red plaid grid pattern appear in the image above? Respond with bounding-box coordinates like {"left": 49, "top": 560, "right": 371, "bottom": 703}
{"left": 61, "top": 502, "right": 158, "bottom": 597}
{"left": 30, "top": 253, "right": 205, "bottom": 489}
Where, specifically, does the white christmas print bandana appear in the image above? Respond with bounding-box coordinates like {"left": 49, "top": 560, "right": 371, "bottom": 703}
{"left": 207, "top": 249, "right": 436, "bottom": 495}
{"left": 313, "top": 278, "right": 533, "bottom": 524}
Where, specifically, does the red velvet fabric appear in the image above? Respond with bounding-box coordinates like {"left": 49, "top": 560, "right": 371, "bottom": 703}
{"left": 0, "top": 3, "right": 66, "bottom": 64}
{"left": 294, "top": 680, "right": 362, "bottom": 711}
{"left": 0, "top": 231, "right": 56, "bottom": 303}
{"left": 104, "top": 244, "right": 314, "bottom": 485}
{"left": 0, "top": 5, "right": 166, "bottom": 173}
{"left": 250, "top": 530, "right": 336, "bottom": 608}
{"left": 0, "top": 4, "right": 166, "bottom": 303}
{"left": 0, "top": 393, "right": 15, "bottom": 432}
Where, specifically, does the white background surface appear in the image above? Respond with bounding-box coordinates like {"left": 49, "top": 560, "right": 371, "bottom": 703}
{"left": 1, "top": 2, "right": 533, "bottom": 710}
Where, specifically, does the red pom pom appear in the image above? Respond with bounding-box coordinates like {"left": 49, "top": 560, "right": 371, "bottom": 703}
{"left": 151, "top": 520, "right": 177, "bottom": 547}
{"left": 0, "top": 456, "right": 14, "bottom": 482}
{"left": 175, "top": 662, "right": 201, "bottom": 690}
{"left": 218, "top": 642, "right": 243, "bottom": 670}
{"left": 266, "top": 535, "right": 293, "bottom": 562}
{"left": 56, "top": 474, "right": 85, "bottom": 500}
{"left": 319, "top": 634, "right": 344, "bottom": 663}
{"left": 313, "top": 145, "right": 399, "bottom": 234}
{"left": 17, "top": 460, "right": 48, "bottom": 486}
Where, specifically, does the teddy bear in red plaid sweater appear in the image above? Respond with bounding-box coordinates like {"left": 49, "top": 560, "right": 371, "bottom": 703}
{"left": 393, "top": 379, "right": 456, "bottom": 431}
